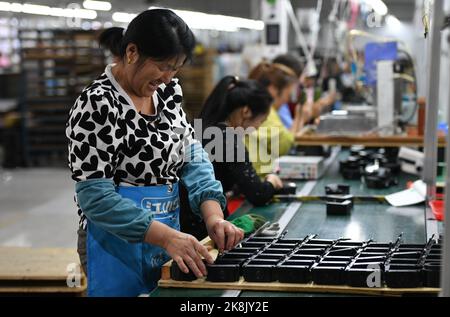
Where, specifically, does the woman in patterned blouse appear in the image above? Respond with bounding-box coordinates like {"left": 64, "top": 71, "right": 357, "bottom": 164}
{"left": 66, "top": 9, "right": 243, "bottom": 296}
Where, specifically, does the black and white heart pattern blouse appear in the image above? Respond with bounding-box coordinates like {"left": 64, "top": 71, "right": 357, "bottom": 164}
{"left": 66, "top": 64, "right": 195, "bottom": 228}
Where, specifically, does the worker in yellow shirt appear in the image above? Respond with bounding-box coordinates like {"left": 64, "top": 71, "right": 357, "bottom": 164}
{"left": 246, "top": 62, "right": 300, "bottom": 177}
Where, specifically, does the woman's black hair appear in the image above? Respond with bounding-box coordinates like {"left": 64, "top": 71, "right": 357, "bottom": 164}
{"left": 98, "top": 27, "right": 123, "bottom": 57}
{"left": 98, "top": 9, "right": 195, "bottom": 62}
{"left": 199, "top": 76, "right": 273, "bottom": 129}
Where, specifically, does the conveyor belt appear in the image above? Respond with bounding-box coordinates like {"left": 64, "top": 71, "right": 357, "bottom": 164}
{"left": 151, "top": 150, "right": 441, "bottom": 297}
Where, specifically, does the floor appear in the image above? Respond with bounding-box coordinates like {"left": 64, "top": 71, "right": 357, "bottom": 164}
{"left": 0, "top": 168, "right": 78, "bottom": 248}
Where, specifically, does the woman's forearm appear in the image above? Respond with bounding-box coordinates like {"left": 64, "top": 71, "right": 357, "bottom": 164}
{"left": 144, "top": 220, "right": 174, "bottom": 247}
{"left": 200, "top": 200, "right": 224, "bottom": 223}
{"left": 290, "top": 105, "right": 304, "bottom": 134}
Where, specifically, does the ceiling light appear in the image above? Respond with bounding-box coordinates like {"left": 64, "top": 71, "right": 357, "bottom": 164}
{"left": 0, "top": 2, "right": 97, "bottom": 19}
{"left": 112, "top": 12, "right": 136, "bottom": 23}
{"left": 21, "top": 4, "right": 51, "bottom": 15}
{"left": 173, "top": 10, "right": 238, "bottom": 32}
{"left": 112, "top": 8, "right": 264, "bottom": 32}
{"left": 173, "top": 9, "right": 264, "bottom": 31}
{"left": 83, "top": 0, "right": 111, "bottom": 12}
{"left": 51, "top": 7, "right": 97, "bottom": 19}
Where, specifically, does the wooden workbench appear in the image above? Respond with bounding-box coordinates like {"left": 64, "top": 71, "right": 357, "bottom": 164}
{"left": 0, "top": 247, "right": 86, "bottom": 295}
{"left": 295, "top": 133, "right": 446, "bottom": 147}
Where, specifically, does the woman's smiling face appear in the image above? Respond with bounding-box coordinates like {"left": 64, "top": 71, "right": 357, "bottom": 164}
{"left": 130, "top": 56, "right": 185, "bottom": 97}
{"left": 125, "top": 44, "right": 186, "bottom": 97}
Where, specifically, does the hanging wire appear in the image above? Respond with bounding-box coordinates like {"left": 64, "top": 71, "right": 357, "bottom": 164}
{"left": 423, "top": 13, "right": 430, "bottom": 38}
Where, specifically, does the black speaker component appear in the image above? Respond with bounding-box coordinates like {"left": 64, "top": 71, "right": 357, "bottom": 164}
{"left": 171, "top": 261, "right": 198, "bottom": 281}
{"left": 276, "top": 182, "right": 297, "bottom": 195}
{"left": 243, "top": 261, "right": 277, "bottom": 282}
{"left": 384, "top": 268, "right": 423, "bottom": 288}
{"left": 340, "top": 156, "right": 362, "bottom": 179}
{"left": 326, "top": 200, "right": 353, "bottom": 215}
{"left": 363, "top": 167, "right": 398, "bottom": 189}
{"left": 325, "top": 184, "right": 350, "bottom": 195}
{"left": 380, "top": 159, "right": 401, "bottom": 174}
{"left": 277, "top": 263, "right": 312, "bottom": 283}
{"left": 169, "top": 234, "right": 442, "bottom": 289}
{"left": 312, "top": 265, "right": 346, "bottom": 285}
{"left": 349, "top": 145, "right": 365, "bottom": 156}
{"left": 206, "top": 264, "right": 241, "bottom": 282}
{"left": 340, "top": 147, "right": 401, "bottom": 180}
{"left": 325, "top": 194, "right": 355, "bottom": 208}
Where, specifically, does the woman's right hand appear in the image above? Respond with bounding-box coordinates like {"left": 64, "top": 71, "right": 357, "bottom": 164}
{"left": 266, "top": 174, "right": 283, "bottom": 190}
{"left": 145, "top": 221, "right": 214, "bottom": 278}
{"left": 163, "top": 230, "right": 214, "bottom": 278}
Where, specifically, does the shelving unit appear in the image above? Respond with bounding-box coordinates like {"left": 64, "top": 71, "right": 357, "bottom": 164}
{"left": 18, "top": 29, "right": 106, "bottom": 166}
{"left": 0, "top": 20, "right": 20, "bottom": 70}
{"left": 177, "top": 48, "right": 216, "bottom": 121}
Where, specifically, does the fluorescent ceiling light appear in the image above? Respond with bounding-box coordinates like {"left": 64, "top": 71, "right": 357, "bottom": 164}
{"left": 0, "top": 2, "right": 21, "bottom": 12}
{"left": 0, "top": 2, "right": 97, "bottom": 19}
{"left": 112, "top": 12, "right": 136, "bottom": 23}
{"left": 83, "top": 0, "right": 111, "bottom": 12}
{"left": 22, "top": 4, "right": 51, "bottom": 15}
{"left": 112, "top": 8, "right": 264, "bottom": 32}
{"left": 0, "top": 2, "right": 10, "bottom": 10}
{"left": 173, "top": 10, "right": 238, "bottom": 32}
{"left": 385, "top": 14, "right": 401, "bottom": 28}
{"left": 52, "top": 7, "right": 97, "bottom": 19}
{"left": 174, "top": 9, "right": 264, "bottom": 32}
{"left": 364, "top": 0, "right": 388, "bottom": 16}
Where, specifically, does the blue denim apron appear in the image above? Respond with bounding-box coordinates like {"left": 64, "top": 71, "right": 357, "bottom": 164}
{"left": 86, "top": 183, "right": 179, "bottom": 297}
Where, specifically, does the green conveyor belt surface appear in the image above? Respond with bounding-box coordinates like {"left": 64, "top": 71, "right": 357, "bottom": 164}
{"left": 150, "top": 150, "right": 431, "bottom": 297}
{"left": 284, "top": 155, "right": 425, "bottom": 243}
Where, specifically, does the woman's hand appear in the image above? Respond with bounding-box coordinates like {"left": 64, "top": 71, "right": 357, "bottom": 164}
{"left": 205, "top": 214, "right": 244, "bottom": 253}
{"left": 200, "top": 200, "right": 244, "bottom": 253}
{"left": 163, "top": 230, "right": 214, "bottom": 278}
{"left": 144, "top": 220, "right": 213, "bottom": 278}
{"left": 265, "top": 173, "right": 283, "bottom": 190}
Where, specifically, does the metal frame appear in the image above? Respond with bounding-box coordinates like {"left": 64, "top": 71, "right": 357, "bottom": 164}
{"left": 410, "top": 0, "right": 450, "bottom": 296}
{"left": 421, "top": 0, "right": 449, "bottom": 298}
{"left": 423, "top": 0, "right": 444, "bottom": 200}
{"left": 441, "top": 26, "right": 450, "bottom": 298}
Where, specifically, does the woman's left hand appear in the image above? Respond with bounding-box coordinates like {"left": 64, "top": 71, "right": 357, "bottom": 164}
{"left": 205, "top": 215, "right": 244, "bottom": 253}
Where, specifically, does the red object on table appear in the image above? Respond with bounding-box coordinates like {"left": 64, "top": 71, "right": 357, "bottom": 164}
{"left": 227, "top": 197, "right": 245, "bottom": 215}
{"left": 429, "top": 200, "right": 444, "bottom": 221}
{"left": 407, "top": 180, "right": 444, "bottom": 221}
